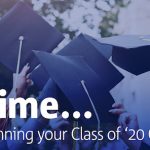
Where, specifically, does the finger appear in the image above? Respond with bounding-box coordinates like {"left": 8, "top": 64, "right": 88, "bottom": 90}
{"left": 112, "top": 102, "right": 124, "bottom": 109}
{"left": 26, "top": 79, "right": 33, "bottom": 86}
{"left": 129, "top": 114, "right": 138, "bottom": 127}
{"left": 109, "top": 108, "right": 126, "bottom": 115}
{"left": 129, "top": 114, "right": 137, "bottom": 122}
{"left": 26, "top": 73, "right": 31, "bottom": 79}
{"left": 26, "top": 63, "right": 29, "bottom": 67}
{"left": 119, "top": 113, "right": 130, "bottom": 128}
{"left": 20, "top": 67, "right": 29, "bottom": 77}
{"left": 20, "top": 64, "right": 30, "bottom": 76}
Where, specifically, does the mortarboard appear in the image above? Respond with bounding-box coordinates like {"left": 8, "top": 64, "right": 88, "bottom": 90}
{"left": 83, "top": 34, "right": 112, "bottom": 59}
{"left": 31, "top": 34, "right": 116, "bottom": 90}
{"left": 57, "top": 33, "right": 124, "bottom": 91}
{"left": 0, "top": 1, "right": 64, "bottom": 80}
{"left": 101, "top": 35, "right": 150, "bottom": 75}
{"left": 33, "top": 51, "right": 117, "bottom": 129}
{"left": 31, "top": 33, "right": 117, "bottom": 90}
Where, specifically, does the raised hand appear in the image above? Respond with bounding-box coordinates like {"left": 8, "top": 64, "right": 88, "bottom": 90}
{"left": 109, "top": 102, "right": 141, "bottom": 150}
{"left": 15, "top": 64, "right": 32, "bottom": 97}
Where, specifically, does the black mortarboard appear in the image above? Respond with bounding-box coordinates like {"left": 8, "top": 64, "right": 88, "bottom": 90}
{"left": 31, "top": 33, "right": 117, "bottom": 90}
{"left": 57, "top": 33, "right": 123, "bottom": 91}
{"left": 34, "top": 51, "right": 117, "bottom": 129}
{"left": 101, "top": 35, "right": 150, "bottom": 75}
{"left": 0, "top": 1, "right": 64, "bottom": 76}
{"left": 83, "top": 34, "right": 112, "bottom": 59}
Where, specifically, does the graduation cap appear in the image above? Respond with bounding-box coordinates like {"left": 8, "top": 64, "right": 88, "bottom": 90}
{"left": 33, "top": 51, "right": 117, "bottom": 129}
{"left": 0, "top": 1, "right": 64, "bottom": 82}
{"left": 83, "top": 34, "right": 112, "bottom": 59}
{"left": 57, "top": 33, "right": 123, "bottom": 91}
{"left": 31, "top": 33, "right": 116, "bottom": 90}
{"left": 101, "top": 35, "right": 150, "bottom": 75}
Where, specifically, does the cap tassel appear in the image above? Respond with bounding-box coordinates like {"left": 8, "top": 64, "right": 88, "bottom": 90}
{"left": 81, "top": 80, "right": 100, "bottom": 150}
{"left": 11, "top": 36, "right": 24, "bottom": 130}
{"left": 14, "top": 36, "right": 24, "bottom": 92}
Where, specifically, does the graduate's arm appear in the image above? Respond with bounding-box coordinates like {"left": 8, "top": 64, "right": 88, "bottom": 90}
{"left": 6, "top": 78, "right": 58, "bottom": 150}
{"left": 109, "top": 102, "right": 141, "bottom": 150}
{"left": 7, "top": 64, "right": 32, "bottom": 99}
{"left": 0, "top": 65, "right": 31, "bottom": 134}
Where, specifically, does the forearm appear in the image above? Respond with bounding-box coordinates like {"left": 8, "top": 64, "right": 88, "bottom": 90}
{"left": 6, "top": 78, "right": 57, "bottom": 149}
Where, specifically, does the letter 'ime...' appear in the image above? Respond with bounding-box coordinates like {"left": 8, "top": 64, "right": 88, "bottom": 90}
{"left": 0, "top": 89, "right": 58, "bottom": 119}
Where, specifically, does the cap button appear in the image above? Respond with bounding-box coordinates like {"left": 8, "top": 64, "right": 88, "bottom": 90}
{"left": 19, "top": 36, "right": 24, "bottom": 41}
